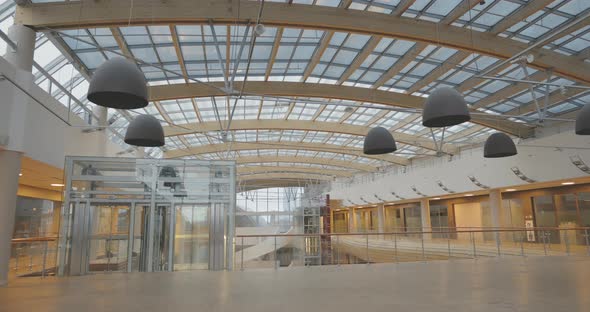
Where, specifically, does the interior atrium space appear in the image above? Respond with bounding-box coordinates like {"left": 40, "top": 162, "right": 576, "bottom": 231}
{"left": 1, "top": 0, "right": 590, "bottom": 311}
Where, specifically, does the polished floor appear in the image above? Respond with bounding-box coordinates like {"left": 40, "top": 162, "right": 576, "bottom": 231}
{"left": 1, "top": 257, "right": 589, "bottom": 312}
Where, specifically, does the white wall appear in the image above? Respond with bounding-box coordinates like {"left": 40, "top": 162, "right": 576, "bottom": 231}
{"left": 0, "top": 56, "right": 125, "bottom": 169}
{"left": 330, "top": 125, "right": 590, "bottom": 204}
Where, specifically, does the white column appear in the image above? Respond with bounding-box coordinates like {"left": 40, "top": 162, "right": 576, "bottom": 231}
{"left": 92, "top": 106, "right": 108, "bottom": 155}
{"left": 376, "top": 203, "right": 385, "bottom": 239}
{"left": 4, "top": 25, "right": 36, "bottom": 72}
{"left": 135, "top": 147, "right": 146, "bottom": 158}
{"left": 0, "top": 24, "right": 36, "bottom": 287}
{"left": 420, "top": 199, "right": 432, "bottom": 231}
{"left": 348, "top": 207, "right": 356, "bottom": 233}
{"left": 93, "top": 106, "right": 108, "bottom": 127}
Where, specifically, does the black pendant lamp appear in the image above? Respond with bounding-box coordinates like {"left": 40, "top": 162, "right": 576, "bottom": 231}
{"left": 88, "top": 57, "right": 148, "bottom": 109}
{"left": 575, "top": 103, "right": 590, "bottom": 135}
{"left": 364, "top": 127, "right": 397, "bottom": 155}
{"left": 484, "top": 132, "right": 517, "bottom": 158}
{"left": 124, "top": 114, "right": 165, "bottom": 147}
{"left": 422, "top": 87, "right": 471, "bottom": 127}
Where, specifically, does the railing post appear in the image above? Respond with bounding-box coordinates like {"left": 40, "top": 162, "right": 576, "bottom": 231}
{"left": 585, "top": 229, "right": 590, "bottom": 256}
{"left": 471, "top": 232, "right": 477, "bottom": 259}
{"left": 394, "top": 233, "right": 398, "bottom": 263}
{"left": 336, "top": 235, "right": 340, "bottom": 266}
{"left": 14, "top": 244, "right": 19, "bottom": 272}
{"left": 421, "top": 232, "right": 426, "bottom": 262}
{"left": 42, "top": 241, "right": 48, "bottom": 279}
{"left": 496, "top": 230, "right": 501, "bottom": 257}
{"left": 447, "top": 231, "right": 451, "bottom": 259}
{"left": 240, "top": 236, "right": 244, "bottom": 271}
{"left": 520, "top": 232, "right": 526, "bottom": 257}
{"left": 365, "top": 234, "right": 369, "bottom": 264}
{"left": 274, "top": 236, "right": 278, "bottom": 270}
{"left": 564, "top": 230, "right": 570, "bottom": 256}
{"left": 29, "top": 244, "right": 33, "bottom": 271}
{"left": 542, "top": 231, "right": 548, "bottom": 256}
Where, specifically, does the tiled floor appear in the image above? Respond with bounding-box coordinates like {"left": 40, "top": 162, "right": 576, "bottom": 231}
{"left": 1, "top": 256, "right": 589, "bottom": 312}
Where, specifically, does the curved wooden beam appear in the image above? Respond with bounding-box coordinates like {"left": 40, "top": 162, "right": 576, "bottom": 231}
{"left": 238, "top": 172, "right": 333, "bottom": 182}
{"left": 163, "top": 119, "right": 457, "bottom": 154}
{"left": 236, "top": 156, "right": 378, "bottom": 172}
{"left": 164, "top": 141, "right": 410, "bottom": 165}
{"left": 237, "top": 166, "right": 352, "bottom": 177}
{"left": 15, "top": 0, "right": 590, "bottom": 84}
{"left": 152, "top": 81, "right": 535, "bottom": 138}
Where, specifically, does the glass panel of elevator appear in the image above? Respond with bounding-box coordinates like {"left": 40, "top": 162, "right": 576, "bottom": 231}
{"left": 57, "top": 157, "right": 235, "bottom": 276}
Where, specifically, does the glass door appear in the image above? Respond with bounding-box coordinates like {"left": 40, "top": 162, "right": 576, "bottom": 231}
{"left": 174, "top": 204, "right": 210, "bottom": 270}
{"left": 532, "top": 196, "right": 559, "bottom": 244}
{"left": 87, "top": 203, "right": 130, "bottom": 273}
{"left": 130, "top": 203, "right": 149, "bottom": 272}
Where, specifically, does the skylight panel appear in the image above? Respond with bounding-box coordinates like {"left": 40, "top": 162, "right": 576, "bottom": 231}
{"left": 176, "top": 25, "right": 202, "bottom": 43}
{"left": 148, "top": 25, "right": 173, "bottom": 44}
{"left": 556, "top": 0, "right": 590, "bottom": 15}
{"left": 77, "top": 51, "right": 106, "bottom": 70}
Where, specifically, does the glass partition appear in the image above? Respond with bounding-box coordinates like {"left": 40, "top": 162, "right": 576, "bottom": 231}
{"left": 403, "top": 205, "right": 422, "bottom": 232}
{"left": 430, "top": 204, "right": 449, "bottom": 238}
{"left": 532, "top": 196, "right": 559, "bottom": 243}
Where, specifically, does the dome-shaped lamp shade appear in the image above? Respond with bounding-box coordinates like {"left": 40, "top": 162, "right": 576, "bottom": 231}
{"left": 484, "top": 132, "right": 517, "bottom": 158}
{"left": 364, "top": 127, "right": 397, "bottom": 155}
{"left": 575, "top": 103, "right": 590, "bottom": 135}
{"left": 423, "top": 87, "right": 471, "bottom": 127}
{"left": 124, "top": 114, "right": 165, "bottom": 147}
{"left": 88, "top": 57, "right": 148, "bottom": 109}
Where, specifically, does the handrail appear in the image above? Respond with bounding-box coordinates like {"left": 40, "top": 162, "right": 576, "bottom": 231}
{"left": 11, "top": 237, "right": 58, "bottom": 244}
{"left": 235, "top": 227, "right": 590, "bottom": 238}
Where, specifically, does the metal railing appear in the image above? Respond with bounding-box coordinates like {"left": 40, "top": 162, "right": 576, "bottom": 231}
{"left": 9, "top": 237, "right": 58, "bottom": 280}
{"left": 234, "top": 227, "right": 590, "bottom": 270}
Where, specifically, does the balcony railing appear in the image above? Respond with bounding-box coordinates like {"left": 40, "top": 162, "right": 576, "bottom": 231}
{"left": 9, "top": 237, "right": 58, "bottom": 280}
{"left": 234, "top": 227, "right": 590, "bottom": 270}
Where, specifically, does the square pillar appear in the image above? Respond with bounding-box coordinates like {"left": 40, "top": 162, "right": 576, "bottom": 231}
{"left": 420, "top": 199, "right": 432, "bottom": 239}
{"left": 377, "top": 203, "right": 385, "bottom": 239}
{"left": 348, "top": 207, "right": 356, "bottom": 233}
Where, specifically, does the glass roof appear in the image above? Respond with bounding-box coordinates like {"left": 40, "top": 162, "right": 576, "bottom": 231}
{"left": 1, "top": 0, "right": 589, "bottom": 181}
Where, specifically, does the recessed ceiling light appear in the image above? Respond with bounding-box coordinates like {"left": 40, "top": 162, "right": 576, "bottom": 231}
{"left": 18, "top": 173, "right": 22, "bottom": 177}
{"left": 50, "top": 183, "right": 65, "bottom": 187}
{"left": 465, "top": 194, "right": 474, "bottom": 197}
{"left": 505, "top": 188, "right": 516, "bottom": 192}
{"left": 433, "top": 197, "right": 441, "bottom": 200}
{"left": 561, "top": 182, "right": 575, "bottom": 185}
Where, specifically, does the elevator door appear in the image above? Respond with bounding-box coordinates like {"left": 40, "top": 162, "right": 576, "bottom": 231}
{"left": 86, "top": 203, "right": 131, "bottom": 273}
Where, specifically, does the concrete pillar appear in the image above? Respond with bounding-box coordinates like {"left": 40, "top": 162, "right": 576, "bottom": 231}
{"left": 420, "top": 199, "right": 432, "bottom": 239}
{"left": 4, "top": 25, "right": 36, "bottom": 72}
{"left": 376, "top": 203, "right": 385, "bottom": 238}
{"left": 0, "top": 23, "right": 35, "bottom": 287}
{"left": 348, "top": 207, "right": 356, "bottom": 233}
{"left": 0, "top": 151, "right": 23, "bottom": 286}
{"left": 136, "top": 148, "right": 146, "bottom": 158}
{"left": 93, "top": 106, "right": 108, "bottom": 127}
{"left": 420, "top": 199, "right": 432, "bottom": 232}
